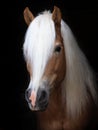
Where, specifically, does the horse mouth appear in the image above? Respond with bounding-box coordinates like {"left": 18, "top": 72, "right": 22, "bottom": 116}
{"left": 28, "top": 101, "right": 48, "bottom": 111}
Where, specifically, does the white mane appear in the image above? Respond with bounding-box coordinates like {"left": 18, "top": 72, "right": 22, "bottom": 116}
{"left": 61, "top": 20, "right": 98, "bottom": 118}
{"left": 23, "top": 10, "right": 97, "bottom": 118}
{"left": 23, "top": 11, "right": 55, "bottom": 92}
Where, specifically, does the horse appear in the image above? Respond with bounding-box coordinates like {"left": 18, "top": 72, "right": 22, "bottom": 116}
{"left": 23, "top": 6, "right": 98, "bottom": 130}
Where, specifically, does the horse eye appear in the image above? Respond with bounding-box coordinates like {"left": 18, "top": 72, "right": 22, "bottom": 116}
{"left": 54, "top": 46, "right": 61, "bottom": 53}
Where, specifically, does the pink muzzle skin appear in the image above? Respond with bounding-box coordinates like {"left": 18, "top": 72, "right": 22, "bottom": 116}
{"left": 29, "top": 91, "right": 36, "bottom": 107}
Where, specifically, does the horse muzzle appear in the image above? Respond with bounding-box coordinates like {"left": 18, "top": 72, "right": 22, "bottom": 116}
{"left": 25, "top": 87, "right": 49, "bottom": 111}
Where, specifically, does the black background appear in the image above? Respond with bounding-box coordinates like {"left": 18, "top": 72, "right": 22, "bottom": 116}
{"left": 0, "top": 0, "right": 98, "bottom": 130}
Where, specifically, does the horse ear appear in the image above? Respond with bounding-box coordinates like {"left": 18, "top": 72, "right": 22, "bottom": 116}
{"left": 52, "top": 6, "right": 62, "bottom": 42}
{"left": 52, "top": 6, "right": 62, "bottom": 25}
{"left": 23, "top": 7, "right": 34, "bottom": 26}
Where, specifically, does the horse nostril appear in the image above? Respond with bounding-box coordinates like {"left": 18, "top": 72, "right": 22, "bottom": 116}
{"left": 37, "top": 88, "right": 49, "bottom": 107}
{"left": 25, "top": 88, "right": 32, "bottom": 103}
{"left": 39, "top": 90, "right": 47, "bottom": 102}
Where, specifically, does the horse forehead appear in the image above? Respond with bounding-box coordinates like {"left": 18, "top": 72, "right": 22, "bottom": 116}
{"left": 29, "top": 15, "right": 55, "bottom": 46}
{"left": 31, "top": 12, "right": 52, "bottom": 30}
{"left": 24, "top": 13, "right": 56, "bottom": 63}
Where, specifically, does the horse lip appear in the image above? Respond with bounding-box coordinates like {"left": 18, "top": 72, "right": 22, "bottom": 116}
{"left": 28, "top": 100, "right": 49, "bottom": 111}
{"left": 28, "top": 103, "right": 39, "bottom": 111}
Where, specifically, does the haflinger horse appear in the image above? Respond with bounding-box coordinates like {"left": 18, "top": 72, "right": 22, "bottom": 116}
{"left": 23, "top": 6, "right": 98, "bottom": 130}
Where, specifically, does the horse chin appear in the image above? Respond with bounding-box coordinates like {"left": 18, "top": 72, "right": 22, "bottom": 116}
{"left": 28, "top": 103, "right": 38, "bottom": 111}
{"left": 28, "top": 102, "right": 48, "bottom": 112}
